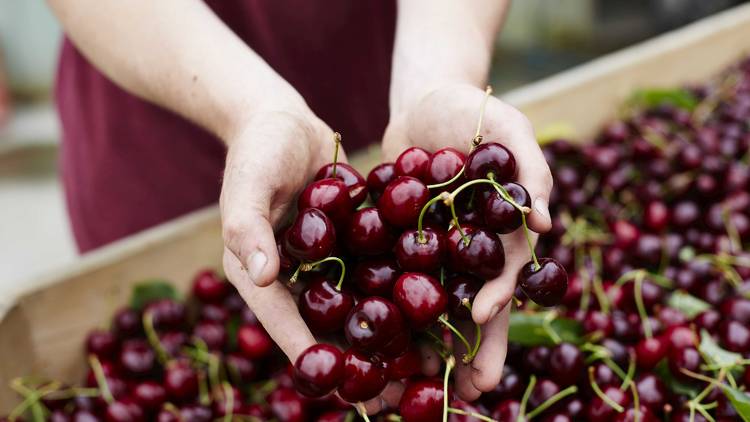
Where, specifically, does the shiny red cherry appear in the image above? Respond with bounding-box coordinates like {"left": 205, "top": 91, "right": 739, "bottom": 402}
{"left": 352, "top": 258, "right": 400, "bottom": 297}
{"left": 337, "top": 349, "right": 388, "bottom": 403}
{"left": 518, "top": 258, "right": 569, "bottom": 307}
{"left": 587, "top": 385, "right": 630, "bottom": 422}
{"left": 344, "top": 297, "right": 409, "bottom": 358}
{"left": 464, "top": 142, "right": 517, "bottom": 182}
{"left": 192, "top": 269, "right": 229, "bottom": 303}
{"left": 445, "top": 274, "right": 481, "bottom": 319}
{"left": 386, "top": 346, "right": 422, "bottom": 380}
{"left": 164, "top": 359, "right": 199, "bottom": 402}
{"left": 238, "top": 324, "right": 273, "bottom": 359}
{"left": 285, "top": 208, "right": 336, "bottom": 262}
{"left": 192, "top": 321, "right": 226, "bottom": 351}
{"left": 398, "top": 378, "right": 445, "bottom": 422}
{"left": 378, "top": 176, "right": 430, "bottom": 228}
{"left": 315, "top": 162, "right": 367, "bottom": 207}
{"left": 367, "top": 162, "right": 396, "bottom": 202}
{"left": 119, "top": 339, "right": 156, "bottom": 377}
{"left": 393, "top": 272, "right": 447, "bottom": 330}
{"left": 267, "top": 387, "right": 308, "bottom": 422}
{"left": 112, "top": 308, "right": 142, "bottom": 338}
{"left": 454, "top": 228, "right": 505, "bottom": 279}
{"left": 132, "top": 381, "right": 166, "bottom": 411}
{"left": 427, "top": 147, "right": 466, "bottom": 188}
{"left": 225, "top": 353, "right": 257, "bottom": 384}
{"left": 644, "top": 201, "right": 669, "bottom": 231}
{"left": 549, "top": 342, "right": 583, "bottom": 386}
{"left": 395, "top": 147, "right": 431, "bottom": 180}
{"left": 144, "top": 299, "right": 186, "bottom": 331}
{"left": 298, "top": 178, "right": 353, "bottom": 228}
{"left": 491, "top": 400, "right": 522, "bottom": 422}
{"left": 635, "top": 336, "right": 667, "bottom": 370}
{"left": 394, "top": 228, "right": 445, "bottom": 272}
{"left": 298, "top": 276, "right": 354, "bottom": 335}
{"left": 345, "top": 207, "right": 396, "bottom": 256}
{"left": 483, "top": 182, "right": 530, "bottom": 233}
{"left": 292, "top": 344, "right": 344, "bottom": 398}
{"left": 105, "top": 399, "right": 144, "bottom": 422}
{"left": 86, "top": 329, "right": 118, "bottom": 360}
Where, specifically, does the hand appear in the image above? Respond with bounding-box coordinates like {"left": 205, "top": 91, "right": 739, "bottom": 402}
{"left": 383, "top": 83, "right": 553, "bottom": 400}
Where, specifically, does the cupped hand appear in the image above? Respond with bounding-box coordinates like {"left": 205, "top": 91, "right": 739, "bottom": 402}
{"left": 383, "top": 83, "right": 554, "bottom": 400}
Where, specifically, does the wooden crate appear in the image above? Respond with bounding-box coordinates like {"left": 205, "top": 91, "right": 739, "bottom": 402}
{"left": 2, "top": 3, "right": 750, "bottom": 412}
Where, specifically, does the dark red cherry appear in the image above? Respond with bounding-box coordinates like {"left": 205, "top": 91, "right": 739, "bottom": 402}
{"left": 611, "top": 220, "right": 640, "bottom": 248}
{"left": 267, "top": 387, "right": 308, "bottom": 422}
{"left": 285, "top": 208, "right": 336, "bottom": 262}
{"left": 277, "top": 229, "right": 300, "bottom": 274}
{"left": 664, "top": 325, "right": 697, "bottom": 350}
{"left": 694, "top": 309, "right": 721, "bottom": 332}
{"left": 395, "top": 147, "right": 432, "bottom": 180}
{"left": 298, "top": 276, "right": 354, "bottom": 335}
{"left": 192, "top": 269, "right": 228, "bottom": 303}
{"left": 483, "top": 183, "right": 530, "bottom": 233}
{"left": 86, "top": 330, "right": 118, "bottom": 360}
{"left": 636, "top": 372, "right": 667, "bottom": 411}
{"left": 238, "top": 324, "right": 273, "bottom": 359}
{"left": 587, "top": 385, "right": 630, "bottom": 422}
{"left": 105, "top": 399, "right": 144, "bottom": 422}
{"left": 119, "top": 339, "right": 156, "bottom": 377}
{"left": 386, "top": 346, "right": 422, "bottom": 380}
{"left": 346, "top": 207, "right": 396, "bottom": 256}
{"left": 491, "top": 400, "right": 522, "bottom": 422}
{"left": 398, "top": 379, "right": 445, "bottom": 422}
{"left": 524, "top": 345, "right": 551, "bottom": 374}
{"left": 613, "top": 406, "right": 657, "bottom": 422}
{"left": 378, "top": 176, "right": 430, "bottom": 228}
{"left": 445, "top": 274, "right": 481, "bottom": 319}
{"left": 635, "top": 336, "right": 667, "bottom": 370}
{"left": 549, "top": 342, "right": 583, "bottom": 386}
{"left": 582, "top": 310, "right": 614, "bottom": 337}
{"left": 132, "top": 381, "right": 166, "bottom": 410}
{"left": 144, "top": 299, "right": 186, "bottom": 331}
{"left": 454, "top": 228, "right": 505, "bottom": 279}
{"left": 465, "top": 142, "right": 517, "bottom": 182}
{"left": 395, "top": 228, "right": 445, "bottom": 272}
{"left": 721, "top": 297, "right": 750, "bottom": 324}
{"left": 212, "top": 386, "right": 242, "bottom": 418}
{"left": 393, "top": 272, "right": 447, "bottom": 330}
{"left": 199, "top": 303, "right": 229, "bottom": 324}
{"left": 192, "top": 321, "right": 226, "bottom": 351}
{"left": 164, "top": 359, "right": 199, "bottom": 402}
{"left": 519, "top": 258, "right": 568, "bottom": 307}
{"left": 159, "top": 331, "right": 188, "bottom": 358}
{"left": 644, "top": 201, "right": 669, "bottom": 231}
{"left": 529, "top": 378, "right": 559, "bottom": 408}
{"left": 448, "top": 400, "right": 484, "bottom": 422}
{"left": 315, "top": 162, "right": 367, "bottom": 207}
{"left": 225, "top": 353, "right": 257, "bottom": 384}
{"left": 292, "top": 344, "right": 344, "bottom": 398}
{"left": 112, "top": 308, "right": 142, "bottom": 338}
{"left": 298, "top": 178, "right": 353, "bottom": 228}
{"left": 344, "top": 297, "right": 409, "bottom": 357}
{"left": 668, "top": 346, "right": 702, "bottom": 381}
{"left": 445, "top": 224, "right": 476, "bottom": 270}
{"left": 352, "top": 258, "right": 400, "bottom": 297}
{"left": 427, "top": 147, "right": 466, "bottom": 188}
{"left": 337, "top": 349, "right": 387, "bottom": 403}
{"left": 367, "top": 162, "right": 396, "bottom": 202}
{"left": 719, "top": 320, "right": 750, "bottom": 352}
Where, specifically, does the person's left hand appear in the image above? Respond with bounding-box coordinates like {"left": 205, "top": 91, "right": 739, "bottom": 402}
{"left": 382, "top": 83, "right": 554, "bottom": 400}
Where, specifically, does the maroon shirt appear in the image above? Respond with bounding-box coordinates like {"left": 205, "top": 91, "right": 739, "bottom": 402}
{"left": 56, "top": 1, "right": 396, "bottom": 252}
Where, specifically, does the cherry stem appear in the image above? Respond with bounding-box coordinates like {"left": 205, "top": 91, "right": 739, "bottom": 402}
{"left": 620, "top": 352, "right": 636, "bottom": 391}
{"left": 290, "top": 256, "right": 347, "bottom": 290}
{"left": 88, "top": 354, "right": 114, "bottom": 404}
{"left": 163, "top": 403, "right": 184, "bottom": 422}
{"left": 9, "top": 379, "right": 59, "bottom": 422}
{"left": 518, "top": 374, "right": 536, "bottom": 420}
{"left": 143, "top": 311, "right": 170, "bottom": 364}
{"left": 331, "top": 132, "right": 342, "bottom": 178}
{"left": 221, "top": 382, "right": 234, "bottom": 422}
{"left": 633, "top": 272, "right": 652, "bottom": 339}
{"left": 443, "top": 355, "right": 455, "bottom": 422}
{"left": 463, "top": 301, "right": 482, "bottom": 358}
{"left": 437, "top": 315, "right": 474, "bottom": 363}
{"left": 542, "top": 311, "right": 562, "bottom": 344}
{"left": 447, "top": 408, "right": 498, "bottom": 422}
{"left": 525, "top": 385, "right": 578, "bottom": 420}
{"left": 471, "top": 85, "right": 493, "bottom": 151}
{"left": 197, "top": 371, "right": 210, "bottom": 406}
{"left": 427, "top": 167, "right": 465, "bottom": 190}
{"left": 444, "top": 176, "right": 510, "bottom": 247}
{"left": 355, "top": 403, "right": 371, "bottom": 422}
{"left": 589, "top": 366, "right": 624, "bottom": 413}
{"left": 626, "top": 377, "right": 641, "bottom": 422}
{"left": 416, "top": 192, "right": 450, "bottom": 243}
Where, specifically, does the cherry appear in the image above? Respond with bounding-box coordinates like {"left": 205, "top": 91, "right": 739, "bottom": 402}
{"left": 491, "top": 400, "right": 522, "bottom": 422}
{"left": 316, "top": 411, "right": 349, "bottom": 422}
{"left": 719, "top": 320, "right": 750, "bottom": 352}
{"left": 694, "top": 309, "right": 721, "bottom": 332}
{"left": 352, "top": 258, "right": 400, "bottom": 297}
{"left": 668, "top": 346, "right": 702, "bottom": 381}
{"left": 345, "top": 207, "right": 396, "bottom": 256}
{"left": 105, "top": 399, "right": 144, "bottom": 422}
{"left": 159, "top": 331, "right": 188, "bottom": 358}
{"left": 446, "top": 274, "right": 481, "bottom": 319}
{"left": 721, "top": 297, "right": 750, "bottom": 323}
{"left": 212, "top": 386, "right": 242, "bottom": 418}
{"left": 398, "top": 378, "right": 445, "bottom": 422}
{"left": 367, "top": 162, "right": 396, "bottom": 202}
{"left": 529, "top": 378, "right": 560, "bottom": 408}
{"left": 395, "top": 228, "right": 445, "bottom": 272}
{"left": 543, "top": 413, "right": 572, "bottom": 422}
{"left": 192, "top": 321, "right": 226, "bottom": 351}
{"left": 644, "top": 201, "right": 669, "bottom": 231}
{"left": 164, "top": 359, "right": 199, "bottom": 402}
{"left": 448, "top": 400, "right": 483, "bottom": 422}
{"left": 582, "top": 310, "right": 614, "bottom": 337}
{"left": 292, "top": 344, "right": 344, "bottom": 398}
{"left": 298, "top": 178, "right": 353, "bottom": 228}
{"left": 73, "top": 410, "right": 101, "bottom": 422}
{"left": 199, "top": 303, "right": 229, "bottom": 324}
{"left": 549, "top": 342, "right": 583, "bottom": 386}
{"left": 267, "top": 387, "right": 308, "bottom": 422}
{"left": 664, "top": 325, "right": 697, "bottom": 351}
{"left": 299, "top": 276, "right": 354, "bottom": 335}
{"left": 386, "top": 346, "right": 422, "bottom": 380}
{"left": 393, "top": 272, "right": 447, "bottom": 329}
{"left": 378, "top": 176, "right": 430, "bottom": 228}
{"left": 427, "top": 147, "right": 466, "bottom": 188}
{"left": 315, "top": 162, "right": 367, "bottom": 207}
{"left": 454, "top": 228, "right": 505, "bottom": 279}
{"left": 225, "top": 353, "right": 257, "bottom": 384}
{"left": 587, "top": 385, "right": 630, "bottom": 422}
{"left": 49, "top": 410, "right": 71, "bottom": 422}
{"left": 344, "top": 297, "right": 409, "bottom": 358}
{"left": 519, "top": 258, "right": 568, "bottom": 307}
{"left": 635, "top": 336, "right": 668, "bottom": 370}
{"left": 634, "top": 234, "right": 663, "bottom": 268}
{"left": 636, "top": 372, "right": 667, "bottom": 412}
{"left": 86, "top": 330, "right": 118, "bottom": 360}
{"left": 611, "top": 220, "right": 640, "bottom": 248}
{"left": 465, "top": 142, "right": 517, "bottom": 182}
{"left": 238, "top": 324, "right": 273, "bottom": 359}
{"left": 285, "top": 208, "right": 337, "bottom": 262}
{"left": 337, "top": 349, "right": 388, "bottom": 403}
{"left": 277, "top": 228, "right": 300, "bottom": 273}
{"left": 484, "top": 365, "right": 524, "bottom": 402}
{"left": 658, "top": 307, "right": 687, "bottom": 328}
{"left": 178, "top": 405, "right": 213, "bottom": 422}
{"left": 119, "top": 339, "right": 156, "bottom": 377}
{"left": 670, "top": 409, "right": 707, "bottom": 422}
{"left": 192, "top": 269, "right": 228, "bottom": 303}
{"left": 523, "top": 346, "right": 551, "bottom": 374}
{"left": 132, "top": 381, "right": 167, "bottom": 411}
{"left": 395, "top": 147, "right": 431, "bottom": 180}
{"left": 614, "top": 406, "right": 657, "bottom": 422}
{"left": 483, "top": 182, "right": 530, "bottom": 233}
{"left": 671, "top": 201, "right": 700, "bottom": 228}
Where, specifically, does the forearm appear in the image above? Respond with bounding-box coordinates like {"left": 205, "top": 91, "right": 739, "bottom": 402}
{"left": 390, "top": 0, "right": 509, "bottom": 115}
{"left": 48, "top": 0, "right": 305, "bottom": 142}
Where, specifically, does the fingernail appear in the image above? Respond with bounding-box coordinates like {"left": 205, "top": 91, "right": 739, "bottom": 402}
{"left": 487, "top": 305, "right": 500, "bottom": 321}
{"left": 534, "top": 197, "right": 550, "bottom": 222}
{"left": 246, "top": 250, "right": 267, "bottom": 284}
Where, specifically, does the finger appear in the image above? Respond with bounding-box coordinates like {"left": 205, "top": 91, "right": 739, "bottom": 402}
{"left": 471, "top": 231, "right": 531, "bottom": 324}
{"left": 454, "top": 320, "right": 482, "bottom": 402}
{"left": 223, "top": 249, "right": 315, "bottom": 361}
{"left": 380, "top": 381, "right": 405, "bottom": 410}
{"left": 419, "top": 343, "right": 441, "bottom": 376}
{"left": 471, "top": 304, "right": 510, "bottom": 392}
{"left": 361, "top": 397, "right": 383, "bottom": 415}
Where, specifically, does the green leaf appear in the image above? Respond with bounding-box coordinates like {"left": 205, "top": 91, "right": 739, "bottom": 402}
{"left": 629, "top": 88, "right": 699, "bottom": 111}
{"left": 723, "top": 385, "right": 750, "bottom": 421}
{"left": 226, "top": 315, "right": 241, "bottom": 351}
{"left": 508, "top": 312, "right": 583, "bottom": 346}
{"left": 129, "top": 280, "right": 179, "bottom": 310}
{"left": 699, "top": 329, "right": 742, "bottom": 369}
{"left": 666, "top": 291, "right": 711, "bottom": 319}
{"left": 654, "top": 360, "right": 702, "bottom": 397}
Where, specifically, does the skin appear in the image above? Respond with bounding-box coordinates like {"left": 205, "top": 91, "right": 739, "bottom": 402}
{"left": 48, "top": 0, "right": 552, "bottom": 412}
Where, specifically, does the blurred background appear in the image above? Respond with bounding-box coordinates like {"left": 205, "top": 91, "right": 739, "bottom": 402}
{"left": 0, "top": 0, "right": 745, "bottom": 292}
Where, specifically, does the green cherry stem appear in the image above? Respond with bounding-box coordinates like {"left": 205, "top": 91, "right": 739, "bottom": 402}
{"left": 633, "top": 271, "right": 652, "bottom": 339}
{"left": 589, "top": 366, "right": 624, "bottom": 413}
{"left": 290, "top": 256, "right": 347, "bottom": 290}
{"left": 487, "top": 173, "right": 540, "bottom": 270}
{"left": 355, "top": 403, "right": 372, "bottom": 422}
{"left": 517, "top": 375, "right": 536, "bottom": 421}
{"left": 471, "top": 86, "right": 494, "bottom": 151}
{"left": 331, "top": 132, "right": 342, "bottom": 178}
{"left": 443, "top": 355, "right": 455, "bottom": 422}
{"left": 437, "top": 315, "right": 474, "bottom": 363}
{"left": 447, "top": 408, "right": 498, "bottom": 422}
{"left": 143, "top": 311, "right": 170, "bottom": 364}
{"left": 443, "top": 177, "right": 508, "bottom": 247}
{"left": 222, "top": 382, "right": 234, "bottom": 422}
{"left": 416, "top": 192, "right": 450, "bottom": 243}
{"left": 427, "top": 167, "right": 465, "bottom": 190}
{"left": 525, "top": 385, "right": 578, "bottom": 420}
{"left": 88, "top": 354, "right": 114, "bottom": 404}
{"left": 463, "top": 300, "right": 482, "bottom": 358}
